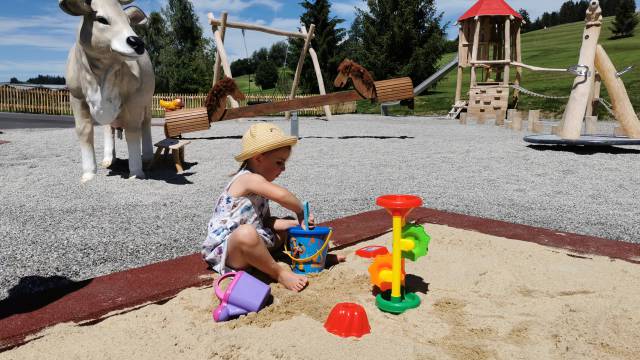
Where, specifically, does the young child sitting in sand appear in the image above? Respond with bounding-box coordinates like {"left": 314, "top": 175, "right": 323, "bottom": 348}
{"left": 202, "top": 122, "right": 320, "bottom": 292}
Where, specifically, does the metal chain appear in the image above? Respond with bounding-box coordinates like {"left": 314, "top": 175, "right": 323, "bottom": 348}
{"left": 510, "top": 84, "right": 570, "bottom": 100}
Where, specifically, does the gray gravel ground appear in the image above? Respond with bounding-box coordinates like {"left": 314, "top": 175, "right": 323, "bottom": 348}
{"left": 1, "top": 114, "right": 639, "bottom": 299}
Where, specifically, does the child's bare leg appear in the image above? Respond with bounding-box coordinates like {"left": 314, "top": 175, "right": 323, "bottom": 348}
{"left": 227, "top": 225, "right": 308, "bottom": 292}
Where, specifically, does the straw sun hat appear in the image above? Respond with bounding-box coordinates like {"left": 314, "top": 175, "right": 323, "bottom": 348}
{"left": 234, "top": 122, "right": 298, "bottom": 162}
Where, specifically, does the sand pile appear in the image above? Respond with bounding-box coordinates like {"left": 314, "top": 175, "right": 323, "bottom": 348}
{"left": 3, "top": 224, "right": 639, "bottom": 360}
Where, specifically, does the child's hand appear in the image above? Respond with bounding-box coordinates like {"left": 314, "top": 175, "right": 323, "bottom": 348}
{"left": 300, "top": 213, "right": 315, "bottom": 230}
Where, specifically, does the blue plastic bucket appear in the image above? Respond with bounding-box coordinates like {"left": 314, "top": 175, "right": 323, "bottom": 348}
{"left": 286, "top": 226, "right": 332, "bottom": 274}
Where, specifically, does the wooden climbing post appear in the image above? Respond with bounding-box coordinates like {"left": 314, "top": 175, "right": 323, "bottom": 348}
{"left": 212, "top": 12, "right": 228, "bottom": 86}
{"left": 455, "top": 25, "right": 464, "bottom": 104}
{"left": 561, "top": 1, "right": 602, "bottom": 139}
{"left": 594, "top": 44, "right": 640, "bottom": 138}
{"left": 209, "top": 13, "right": 239, "bottom": 108}
{"left": 286, "top": 24, "right": 315, "bottom": 119}
{"left": 470, "top": 17, "right": 481, "bottom": 87}
{"left": 301, "top": 25, "right": 331, "bottom": 120}
{"left": 503, "top": 17, "right": 511, "bottom": 87}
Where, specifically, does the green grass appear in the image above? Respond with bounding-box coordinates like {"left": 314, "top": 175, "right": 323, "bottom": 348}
{"left": 233, "top": 68, "right": 295, "bottom": 97}
{"left": 358, "top": 16, "right": 640, "bottom": 118}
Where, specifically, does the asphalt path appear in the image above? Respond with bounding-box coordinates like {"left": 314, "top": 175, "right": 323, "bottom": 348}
{"left": 0, "top": 112, "right": 164, "bottom": 130}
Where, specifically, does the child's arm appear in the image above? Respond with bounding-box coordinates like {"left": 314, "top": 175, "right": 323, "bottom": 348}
{"left": 237, "top": 173, "right": 305, "bottom": 223}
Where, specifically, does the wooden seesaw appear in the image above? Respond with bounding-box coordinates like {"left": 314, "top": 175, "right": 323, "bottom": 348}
{"left": 163, "top": 59, "right": 414, "bottom": 138}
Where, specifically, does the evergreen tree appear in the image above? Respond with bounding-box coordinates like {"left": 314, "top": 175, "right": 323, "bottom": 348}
{"left": 601, "top": 0, "right": 622, "bottom": 17}
{"left": 342, "top": 12, "right": 365, "bottom": 60}
{"left": 518, "top": 9, "right": 532, "bottom": 33}
{"left": 269, "top": 41, "right": 289, "bottom": 67}
{"left": 288, "top": 0, "right": 346, "bottom": 93}
{"left": 135, "top": 11, "right": 169, "bottom": 91}
{"left": 252, "top": 48, "right": 270, "bottom": 64}
{"left": 26, "top": 75, "right": 65, "bottom": 85}
{"left": 255, "top": 61, "right": 279, "bottom": 89}
{"left": 354, "top": 0, "right": 446, "bottom": 84}
{"left": 158, "top": 0, "right": 214, "bottom": 93}
{"left": 9, "top": 77, "right": 21, "bottom": 84}
{"left": 230, "top": 58, "right": 255, "bottom": 76}
{"left": 610, "top": 0, "right": 639, "bottom": 38}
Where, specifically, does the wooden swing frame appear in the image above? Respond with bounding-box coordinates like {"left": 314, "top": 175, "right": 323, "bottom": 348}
{"left": 208, "top": 12, "right": 332, "bottom": 119}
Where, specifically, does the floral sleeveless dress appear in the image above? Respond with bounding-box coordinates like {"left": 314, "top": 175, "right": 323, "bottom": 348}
{"left": 202, "top": 169, "right": 275, "bottom": 274}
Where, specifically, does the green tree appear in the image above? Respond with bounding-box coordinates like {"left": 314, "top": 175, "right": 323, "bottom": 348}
{"left": 355, "top": 0, "right": 447, "bottom": 84}
{"left": 269, "top": 41, "right": 289, "bottom": 67}
{"left": 26, "top": 75, "right": 65, "bottom": 85}
{"left": 231, "top": 58, "right": 255, "bottom": 76}
{"left": 9, "top": 77, "right": 21, "bottom": 84}
{"left": 135, "top": 11, "right": 170, "bottom": 91}
{"left": 158, "top": 0, "right": 214, "bottom": 93}
{"left": 518, "top": 8, "right": 532, "bottom": 32}
{"left": 343, "top": 12, "right": 365, "bottom": 60}
{"left": 288, "top": 0, "right": 346, "bottom": 93}
{"left": 255, "top": 61, "right": 279, "bottom": 89}
{"left": 252, "top": 48, "right": 270, "bottom": 64}
{"left": 610, "top": 0, "right": 639, "bottom": 38}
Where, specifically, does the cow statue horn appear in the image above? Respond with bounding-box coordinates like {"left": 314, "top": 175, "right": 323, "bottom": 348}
{"left": 58, "top": 0, "right": 93, "bottom": 16}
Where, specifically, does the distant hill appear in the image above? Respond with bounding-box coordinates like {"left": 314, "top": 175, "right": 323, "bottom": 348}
{"left": 361, "top": 16, "right": 640, "bottom": 118}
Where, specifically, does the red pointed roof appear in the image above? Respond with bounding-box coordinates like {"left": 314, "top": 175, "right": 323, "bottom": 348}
{"left": 458, "top": 0, "right": 523, "bottom": 22}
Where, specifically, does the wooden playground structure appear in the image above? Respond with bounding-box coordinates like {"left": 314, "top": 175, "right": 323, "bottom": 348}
{"left": 207, "top": 12, "right": 332, "bottom": 119}
{"left": 452, "top": 0, "right": 523, "bottom": 120}
{"left": 453, "top": 0, "right": 640, "bottom": 145}
{"left": 164, "top": 60, "right": 414, "bottom": 138}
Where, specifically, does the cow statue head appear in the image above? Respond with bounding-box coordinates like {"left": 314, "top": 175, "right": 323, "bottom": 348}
{"left": 59, "top": 0, "right": 148, "bottom": 59}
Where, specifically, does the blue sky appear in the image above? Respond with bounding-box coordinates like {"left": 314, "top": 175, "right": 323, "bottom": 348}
{"left": 0, "top": 0, "right": 633, "bottom": 82}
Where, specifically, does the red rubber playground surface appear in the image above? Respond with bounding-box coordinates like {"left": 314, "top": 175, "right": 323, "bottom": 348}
{"left": 1, "top": 207, "right": 639, "bottom": 351}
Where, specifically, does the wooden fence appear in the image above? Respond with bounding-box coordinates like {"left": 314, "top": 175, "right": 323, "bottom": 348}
{"left": 0, "top": 86, "right": 357, "bottom": 117}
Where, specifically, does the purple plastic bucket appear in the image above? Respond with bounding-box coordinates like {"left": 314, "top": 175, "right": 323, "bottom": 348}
{"left": 213, "top": 271, "right": 271, "bottom": 322}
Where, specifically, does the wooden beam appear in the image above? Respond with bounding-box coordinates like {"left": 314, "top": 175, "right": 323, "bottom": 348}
{"left": 212, "top": 12, "right": 228, "bottom": 86}
{"left": 561, "top": 2, "right": 602, "bottom": 139}
{"left": 513, "top": 22, "right": 522, "bottom": 101}
{"left": 470, "top": 60, "right": 511, "bottom": 65}
{"left": 594, "top": 45, "right": 640, "bottom": 138}
{"left": 510, "top": 62, "right": 566, "bottom": 72}
{"left": 470, "top": 18, "right": 481, "bottom": 87}
{"left": 210, "top": 13, "right": 238, "bottom": 108}
{"left": 225, "top": 90, "right": 362, "bottom": 120}
{"left": 286, "top": 24, "right": 315, "bottom": 119}
{"left": 301, "top": 25, "right": 331, "bottom": 120}
{"left": 455, "top": 26, "right": 464, "bottom": 103}
{"left": 165, "top": 91, "right": 366, "bottom": 128}
{"left": 208, "top": 13, "right": 310, "bottom": 39}
{"left": 504, "top": 17, "right": 511, "bottom": 87}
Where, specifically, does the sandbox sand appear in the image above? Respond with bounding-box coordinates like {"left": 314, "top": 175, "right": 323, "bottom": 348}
{"left": 3, "top": 224, "right": 639, "bottom": 360}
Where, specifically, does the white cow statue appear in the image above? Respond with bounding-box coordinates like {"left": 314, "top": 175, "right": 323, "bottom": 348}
{"left": 60, "top": 0, "right": 155, "bottom": 182}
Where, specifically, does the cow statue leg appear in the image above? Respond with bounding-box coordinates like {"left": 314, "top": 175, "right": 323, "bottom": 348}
{"left": 123, "top": 108, "right": 146, "bottom": 179}
{"left": 141, "top": 106, "right": 153, "bottom": 168}
{"left": 70, "top": 96, "right": 97, "bottom": 183}
{"left": 102, "top": 125, "right": 116, "bottom": 168}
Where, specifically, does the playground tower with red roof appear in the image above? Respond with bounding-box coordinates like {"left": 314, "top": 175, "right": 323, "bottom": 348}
{"left": 451, "top": 0, "right": 524, "bottom": 120}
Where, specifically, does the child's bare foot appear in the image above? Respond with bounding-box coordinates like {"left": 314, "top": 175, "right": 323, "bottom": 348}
{"left": 277, "top": 269, "right": 308, "bottom": 292}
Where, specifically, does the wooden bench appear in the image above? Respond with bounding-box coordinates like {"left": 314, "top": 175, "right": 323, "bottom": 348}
{"left": 150, "top": 138, "right": 191, "bottom": 173}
